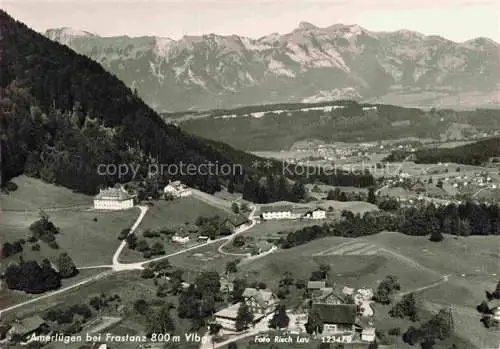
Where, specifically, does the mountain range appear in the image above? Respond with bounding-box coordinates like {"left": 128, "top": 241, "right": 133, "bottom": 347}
{"left": 0, "top": 10, "right": 373, "bottom": 198}
{"left": 45, "top": 23, "right": 500, "bottom": 112}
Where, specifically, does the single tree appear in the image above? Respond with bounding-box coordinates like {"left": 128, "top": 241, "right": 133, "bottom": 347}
{"left": 56, "top": 252, "right": 78, "bottom": 278}
{"left": 133, "top": 299, "right": 149, "bottom": 315}
{"left": 232, "top": 202, "right": 240, "bottom": 214}
{"left": 476, "top": 300, "right": 490, "bottom": 314}
{"left": 269, "top": 304, "right": 289, "bottom": 329}
{"left": 208, "top": 322, "right": 222, "bottom": 349}
{"left": 367, "top": 187, "right": 377, "bottom": 204}
{"left": 235, "top": 303, "right": 253, "bottom": 331}
{"left": 225, "top": 260, "right": 238, "bottom": 274}
{"left": 305, "top": 308, "right": 323, "bottom": 334}
{"left": 429, "top": 230, "right": 444, "bottom": 242}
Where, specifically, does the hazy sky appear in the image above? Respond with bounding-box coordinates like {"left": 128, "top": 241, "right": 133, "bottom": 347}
{"left": 3, "top": 0, "right": 500, "bottom": 42}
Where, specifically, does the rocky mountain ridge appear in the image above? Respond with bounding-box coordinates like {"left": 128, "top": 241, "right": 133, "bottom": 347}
{"left": 45, "top": 23, "right": 500, "bottom": 111}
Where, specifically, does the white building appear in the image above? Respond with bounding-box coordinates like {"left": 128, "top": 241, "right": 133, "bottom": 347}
{"left": 309, "top": 208, "right": 326, "bottom": 219}
{"left": 93, "top": 187, "right": 135, "bottom": 210}
{"left": 490, "top": 300, "right": 500, "bottom": 322}
{"left": 164, "top": 181, "right": 191, "bottom": 198}
{"left": 172, "top": 235, "right": 190, "bottom": 244}
{"left": 261, "top": 205, "right": 293, "bottom": 220}
{"left": 261, "top": 205, "right": 326, "bottom": 220}
{"left": 361, "top": 327, "right": 376, "bottom": 342}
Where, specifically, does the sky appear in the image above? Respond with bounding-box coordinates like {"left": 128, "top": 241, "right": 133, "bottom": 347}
{"left": 3, "top": 0, "right": 500, "bottom": 42}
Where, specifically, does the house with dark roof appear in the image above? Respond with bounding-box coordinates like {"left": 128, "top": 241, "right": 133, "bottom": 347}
{"left": 7, "top": 315, "right": 46, "bottom": 342}
{"left": 223, "top": 214, "right": 250, "bottom": 231}
{"left": 312, "top": 289, "right": 347, "bottom": 305}
{"left": 251, "top": 240, "right": 274, "bottom": 255}
{"left": 312, "top": 303, "right": 357, "bottom": 341}
{"left": 214, "top": 288, "right": 277, "bottom": 331}
{"left": 304, "top": 207, "right": 327, "bottom": 219}
{"left": 242, "top": 288, "right": 277, "bottom": 316}
{"left": 307, "top": 281, "right": 327, "bottom": 290}
{"left": 290, "top": 206, "right": 310, "bottom": 218}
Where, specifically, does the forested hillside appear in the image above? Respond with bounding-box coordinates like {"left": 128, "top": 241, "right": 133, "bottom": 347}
{"left": 387, "top": 137, "right": 500, "bottom": 165}
{"left": 413, "top": 137, "right": 500, "bottom": 165}
{"left": 178, "top": 103, "right": 500, "bottom": 151}
{"left": 0, "top": 10, "right": 263, "bottom": 195}
{"left": 0, "top": 11, "right": 373, "bottom": 198}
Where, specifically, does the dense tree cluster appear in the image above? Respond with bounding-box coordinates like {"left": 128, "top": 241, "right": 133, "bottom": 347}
{"left": 242, "top": 176, "right": 306, "bottom": 203}
{"left": 413, "top": 137, "right": 500, "bottom": 165}
{"left": 326, "top": 188, "right": 367, "bottom": 202}
{"left": 389, "top": 293, "right": 419, "bottom": 321}
{"left": 89, "top": 293, "right": 121, "bottom": 312}
{"left": 147, "top": 304, "right": 176, "bottom": 336}
{"left": 43, "top": 304, "right": 92, "bottom": 334}
{"left": 195, "top": 215, "right": 232, "bottom": 238}
{"left": 279, "top": 201, "right": 500, "bottom": 249}
{"left": 386, "top": 137, "right": 500, "bottom": 165}
{"left": 177, "top": 271, "right": 222, "bottom": 329}
{"left": 403, "top": 308, "right": 454, "bottom": 346}
{"left": 400, "top": 202, "right": 500, "bottom": 237}
{"left": 374, "top": 276, "right": 401, "bottom": 304}
{"left": 3, "top": 258, "right": 61, "bottom": 293}
{"left": 377, "top": 197, "right": 401, "bottom": 211}
{"left": 2, "top": 239, "right": 24, "bottom": 258}
{"left": 135, "top": 238, "right": 165, "bottom": 258}
{"left": 29, "top": 210, "right": 60, "bottom": 246}
{"left": 278, "top": 211, "right": 399, "bottom": 248}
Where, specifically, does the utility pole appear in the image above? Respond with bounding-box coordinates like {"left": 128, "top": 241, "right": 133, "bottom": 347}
{"left": 0, "top": 121, "right": 4, "bottom": 188}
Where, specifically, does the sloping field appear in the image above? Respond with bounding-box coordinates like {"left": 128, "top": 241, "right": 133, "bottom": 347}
{"left": 241, "top": 231, "right": 499, "bottom": 348}
{"left": 137, "top": 196, "right": 230, "bottom": 232}
{"left": 1, "top": 208, "right": 137, "bottom": 267}
{"left": 0, "top": 175, "right": 92, "bottom": 211}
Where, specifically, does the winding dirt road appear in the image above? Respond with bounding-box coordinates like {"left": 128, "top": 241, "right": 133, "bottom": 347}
{"left": 0, "top": 204, "right": 258, "bottom": 316}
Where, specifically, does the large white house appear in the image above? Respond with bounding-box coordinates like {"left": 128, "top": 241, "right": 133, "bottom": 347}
{"left": 261, "top": 205, "right": 293, "bottom": 220}
{"left": 163, "top": 181, "right": 191, "bottom": 199}
{"left": 261, "top": 205, "right": 326, "bottom": 220}
{"left": 93, "top": 187, "right": 135, "bottom": 210}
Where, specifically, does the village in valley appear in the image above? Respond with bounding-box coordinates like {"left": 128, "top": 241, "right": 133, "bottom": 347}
{"left": 2, "top": 159, "right": 500, "bottom": 349}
